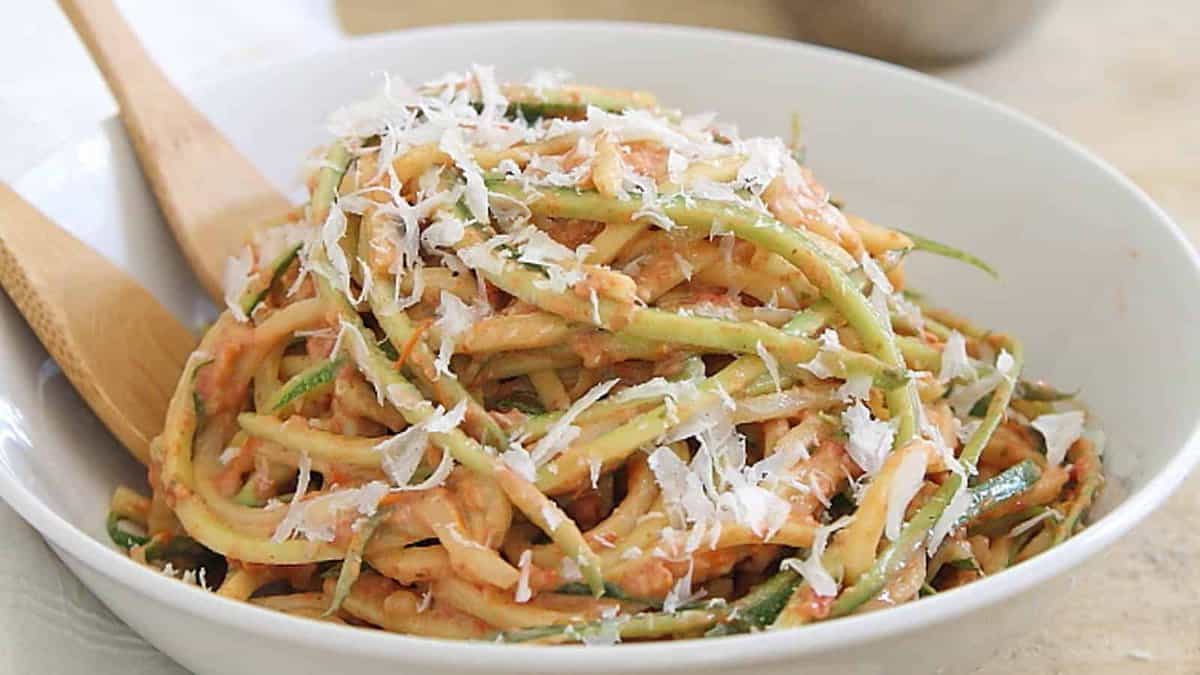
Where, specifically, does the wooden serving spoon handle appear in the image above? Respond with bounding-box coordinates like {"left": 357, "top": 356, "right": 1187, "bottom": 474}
{"left": 0, "top": 185, "right": 196, "bottom": 465}
{"left": 56, "top": 0, "right": 292, "bottom": 304}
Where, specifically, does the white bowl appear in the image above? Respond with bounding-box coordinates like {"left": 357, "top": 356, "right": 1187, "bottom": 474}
{"left": 3, "top": 22, "right": 1199, "bottom": 675}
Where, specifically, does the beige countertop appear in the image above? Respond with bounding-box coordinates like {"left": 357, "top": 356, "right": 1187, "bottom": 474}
{"left": 1, "top": 1, "right": 1196, "bottom": 673}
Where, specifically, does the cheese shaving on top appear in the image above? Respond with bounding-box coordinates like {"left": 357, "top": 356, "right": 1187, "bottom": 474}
{"left": 1032, "top": 410, "right": 1086, "bottom": 466}
{"left": 218, "top": 445, "right": 242, "bottom": 466}
{"left": 222, "top": 246, "right": 254, "bottom": 322}
{"left": 938, "top": 331, "right": 976, "bottom": 384}
{"left": 842, "top": 400, "right": 896, "bottom": 475}
{"left": 500, "top": 446, "right": 537, "bottom": 482}
{"left": 433, "top": 291, "right": 480, "bottom": 379}
{"left": 558, "top": 556, "right": 583, "bottom": 583}
{"left": 514, "top": 549, "right": 533, "bottom": 603}
{"left": 860, "top": 253, "right": 894, "bottom": 295}
{"left": 885, "top": 447, "right": 928, "bottom": 541}
{"left": 320, "top": 203, "right": 354, "bottom": 296}
{"left": 373, "top": 400, "right": 467, "bottom": 489}
{"left": 946, "top": 349, "right": 1016, "bottom": 419}
{"left": 614, "top": 372, "right": 703, "bottom": 405}
{"left": 527, "top": 68, "right": 572, "bottom": 96}
{"left": 927, "top": 482, "right": 972, "bottom": 553}
{"left": 662, "top": 560, "right": 702, "bottom": 613}
{"left": 801, "top": 329, "right": 843, "bottom": 379}
{"left": 647, "top": 389, "right": 795, "bottom": 547}
{"left": 529, "top": 379, "right": 619, "bottom": 466}
{"left": 272, "top": 451, "right": 388, "bottom": 543}
{"left": 780, "top": 515, "right": 855, "bottom": 597}
{"left": 439, "top": 127, "right": 489, "bottom": 224}
{"left": 272, "top": 452, "right": 313, "bottom": 542}
{"left": 837, "top": 373, "right": 873, "bottom": 402}
{"left": 330, "top": 319, "right": 385, "bottom": 404}
{"left": 755, "top": 341, "right": 783, "bottom": 393}
{"left": 1009, "top": 508, "right": 1061, "bottom": 537}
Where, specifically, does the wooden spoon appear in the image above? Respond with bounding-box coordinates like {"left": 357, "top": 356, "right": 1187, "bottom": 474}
{"left": 57, "top": 0, "right": 292, "bottom": 304}
{"left": 0, "top": 184, "right": 195, "bottom": 465}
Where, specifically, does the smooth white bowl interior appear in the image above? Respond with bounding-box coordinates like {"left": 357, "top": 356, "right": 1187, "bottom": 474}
{"left": 3, "top": 22, "right": 1199, "bottom": 674}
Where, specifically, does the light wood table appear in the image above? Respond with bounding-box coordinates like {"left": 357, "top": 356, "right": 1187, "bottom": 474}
{"left": 337, "top": 1, "right": 1200, "bottom": 672}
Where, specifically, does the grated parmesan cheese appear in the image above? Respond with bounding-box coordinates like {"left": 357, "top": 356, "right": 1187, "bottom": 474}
{"left": 439, "top": 127, "right": 489, "bottom": 224}
{"left": 780, "top": 516, "right": 854, "bottom": 597}
{"left": 433, "top": 291, "right": 476, "bottom": 379}
{"left": 755, "top": 341, "right": 783, "bottom": 393}
{"left": 558, "top": 555, "right": 583, "bottom": 582}
{"left": 662, "top": 560, "right": 703, "bottom": 613}
{"left": 927, "top": 482, "right": 972, "bottom": 554}
{"left": 946, "top": 349, "right": 1016, "bottom": 419}
{"left": 373, "top": 400, "right": 467, "bottom": 489}
{"left": 1032, "top": 410, "right": 1086, "bottom": 466}
{"left": 529, "top": 379, "right": 618, "bottom": 466}
{"left": 217, "top": 445, "right": 241, "bottom": 466}
{"left": 884, "top": 447, "right": 928, "bottom": 541}
{"left": 222, "top": 246, "right": 254, "bottom": 322}
{"left": 800, "top": 329, "right": 843, "bottom": 379}
{"left": 837, "top": 372, "right": 873, "bottom": 402}
{"left": 272, "top": 478, "right": 389, "bottom": 543}
{"left": 938, "top": 331, "right": 976, "bottom": 384}
{"left": 500, "top": 446, "right": 537, "bottom": 482}
{"left": 514, "top": 549, "right": 533, "bottom": 603}
{"left": 1009, "top": 508, "right": 1061, "bottom": 538}
{"left": 330, "top": 319, "right": 385, "bottom": 404}
{"left": 841, "top": 400, "right": 896, "bottom": 476}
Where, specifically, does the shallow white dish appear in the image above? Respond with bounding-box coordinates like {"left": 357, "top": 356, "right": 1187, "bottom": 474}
{"left": 3, "top": 21, "right": 1199, "bottom": 675}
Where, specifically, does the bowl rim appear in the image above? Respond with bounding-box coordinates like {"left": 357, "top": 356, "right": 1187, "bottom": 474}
{"left": 4, "top": 19, "right": 1200, "bottom": 671}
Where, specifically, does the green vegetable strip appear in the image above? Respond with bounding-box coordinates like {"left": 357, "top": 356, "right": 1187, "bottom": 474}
{"left": 1054, "top": 443, "right": 1102, "bottom": 544}
{"left": 484, "top": 178, "right": 916, "bottom": 445}
{"left": 959, "top": 459, "right": 1041, "bottom": 526}
{"left": 830, "top": 338, "right": 1024, "bottom": 616}
{"left": 314, "top": 272, "right": 604, "bottom": 595}
{"left": 324, "top": 509, "right": 388, "bottom": 616}
{"left": 359, "top": 235, "right": 508, "bottom": 450}
{"left": 457, "top": 216, "right": 901, "bottom": 387}
{"left": 625, "top": 309, "right": 900, "bottom": 385}
{"left": 474, "top": 86, "right": 653, "bottom": 122}
{"left": 268, "top": 356, "right": 345, "bottom": 411}
{"left": 721, "top": 569, "right": 804, "bottom": 631}
{"left": 537, "top": 306, "right": 832, "bottom": 494}
{"left": 478, "top": 346, "right": 580, "bottom": 380}
{"left": 519, "top": 357, "right": 706, "bottom": 439}
{"left": 139, "top": 533, "right": 210, "bottom": 563}
{"left": 311, "top": 144, "right": 352, "bottom": 228}
{"left": 160, "top": 353, "right": 213, "bottom": 492}
{"left": 1015, "top": 380, "right": 1077, "bottom": 403}
{"left": 499, "top": 608, "right": 724, "bottom": 644}
{"left": 237, "top": 413, "right": 384, "bottom": 469}
{"left": 536, "top": 359, "right": 760, "bottom": 494}
{"left": 897, "top": 228, "right": 998, "bottom": 278}
{"left": 499, "top": 569, "right": 800, "bottom": 643}
{"left": 106, "top": 512, "right": 150, "bottom": 549}
{"left": 238, "top": 241, "right": 303, "bottom": 318}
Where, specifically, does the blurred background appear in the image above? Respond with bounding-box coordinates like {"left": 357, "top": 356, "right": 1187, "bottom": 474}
{"left": 1, "top": 1, "right": 1197, "bottom": 673}
{"left": 3, "top": 0, "right": 1195, "bottom": 228}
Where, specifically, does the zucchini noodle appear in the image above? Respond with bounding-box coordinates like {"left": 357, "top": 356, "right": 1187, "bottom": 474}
{"left": 107, "top": 67, "right": 1102, "bottom": 644}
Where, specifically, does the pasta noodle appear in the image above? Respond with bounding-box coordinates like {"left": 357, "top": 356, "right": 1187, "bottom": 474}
{"left": 106, "top": 67, "right": 1102, "bottom": 644}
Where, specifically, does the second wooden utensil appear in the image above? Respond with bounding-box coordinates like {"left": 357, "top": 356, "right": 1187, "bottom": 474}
{"left": 0, "top": 184, "right": 196, "bottom": 465}
{"left": 57, "top": 0, "right": 292, "bottom": 305}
